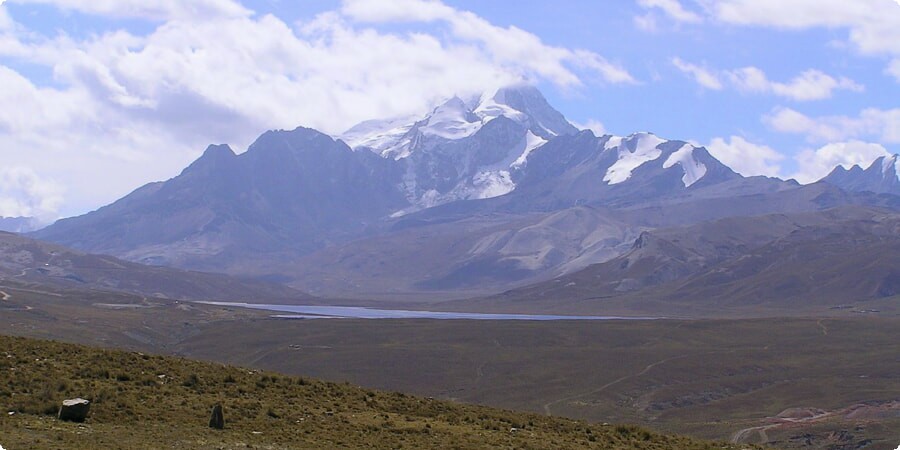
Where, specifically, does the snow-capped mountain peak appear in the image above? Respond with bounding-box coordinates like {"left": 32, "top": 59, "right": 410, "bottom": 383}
{"left": 481, "top": 85, "right": 578, "bottom": 138}
{"left": 473, "top": 88, "right": 528, "bottom": 125}
{"left": 336, "top": 86, "right": 747, "bottom": 216}
{"left": 595, "top": 133, "right": 712, "bottom": 188}
{"left": 419, "top": 96, "right": 482, "bottom": 140}
{"left": 339, "top": 84, "right": 576, "bottom": 156}
{"left": 820, "top": 153, "right": 900, "bottom": 195}
{"left": 334, "top": 84, "right": 583, "bottom": 213}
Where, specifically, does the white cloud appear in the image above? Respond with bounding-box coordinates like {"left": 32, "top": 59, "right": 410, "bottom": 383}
{"left": 340, "top": 0, "right": 451, "bottom": 23}
{"left": 7, "top": 0, "right": 251, "bottom": 20}
{"left": 672, "top": 57, "right": 723, "bottom": 90}
{"left": 793, "top": 141, "right": 891, "bottom": 183}
{"left": 674, "top": 59, "right": 863, "bottom": 100}
{"left": 706, "top": 135, "right": 895, "bottom": 184}
{"left": 0, "top": 166, "right": 63, "bottom": 220}
{"left": 633, "top": 14, "right": 659, "bottom": 32}
{"left": 634, "top": 0, "right": 702, "bottom": 31}
{"left": 709, "top": 0, "right": 900, "bottom": 54}
{"left": 0, "top": 8, "right": 14, "bottom": 33}
{"left": 725, "top": 67, "right": 768, "bottom": 92}
{"left": 637, "top": 0, "right": 703, "bottom": 23}
{"left": 573, "top": 119, "right": 607, "bottom": 137}
{"left": 0, "top": 63, "right": 198, "bottom": 216}
{"left": 664, "top": 1, "right": 900, "bottom": 83}
{"left": 707, "top": 0, "right": 900, "bottom": 79}
{"left": 765, "top": 107, "right": 900, "bottom": 144}
{"left": 706, "top": 136, "right": 785, "bottom": 177}
{"left": 0, "top": 0, "right": 635, "bottom": 217}
{"left": 887, "top": 59, "right": 900, "bottom": 81}
{"left": 571, "top": 50, "right": 637, "bottom": 85}
{"left": 342, "top": 0, "right": 635, "bottom": 87}
{"left": 728, "top": 68, "right": 863, "bottom": 101}
{"left": 710, "top": 0, "right": 876, "bottom": 28}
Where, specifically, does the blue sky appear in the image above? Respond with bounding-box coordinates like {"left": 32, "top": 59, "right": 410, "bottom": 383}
{"left": 0, "top": 0, "right": 898, "bottom": 219}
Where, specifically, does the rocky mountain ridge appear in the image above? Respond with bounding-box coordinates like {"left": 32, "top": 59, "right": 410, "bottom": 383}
{"left": 821, "top": 154, "right": 900, "bottom": 195}
{"left": 31, "top": 85, "right": 900, "bottom": 299}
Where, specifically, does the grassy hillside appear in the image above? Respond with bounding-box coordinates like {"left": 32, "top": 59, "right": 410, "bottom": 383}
{"left": 0, "top": 335, "right": 753, "bottom": 449}
{"left": 176, "top": 316, "right": 900, "bottom": 448}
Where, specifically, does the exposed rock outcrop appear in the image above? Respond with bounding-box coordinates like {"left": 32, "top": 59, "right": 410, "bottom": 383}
{"left": 209, "top": 403, "right": 224, "bottom": 429}
{"left": 58, "top": 398, "right": 90, "bottom": 422}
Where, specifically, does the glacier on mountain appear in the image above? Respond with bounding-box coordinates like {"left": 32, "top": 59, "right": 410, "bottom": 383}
{"left": 419, "top": 96, "right": 483, "bottom": 140}
{"left": 339, "top": 116, "right": 417, "bottom": 159}
{"left": 663, "top": 144, "right": 708, "bottom": 187}
{"left": 603, "top": 133, "right": 666, "bottom": 185}
{"left": 511, "top": 131, "right": 547, "bottom": 169}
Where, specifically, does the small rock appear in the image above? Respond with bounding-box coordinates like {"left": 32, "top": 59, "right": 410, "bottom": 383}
{"left": 209, "top": 404, "right": 225, "bottom": 429}
{"left": 58, "top": 398, "right": 90, "bottom": 422}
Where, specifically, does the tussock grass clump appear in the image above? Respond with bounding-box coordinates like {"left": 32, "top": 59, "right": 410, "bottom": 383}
{"left": 0, "top": 335, "right": 762, "bottom": 449}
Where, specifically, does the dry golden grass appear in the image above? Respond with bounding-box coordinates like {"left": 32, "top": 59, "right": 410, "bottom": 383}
{"left": 0, "top": 334, "right": 760, "bottom": 449}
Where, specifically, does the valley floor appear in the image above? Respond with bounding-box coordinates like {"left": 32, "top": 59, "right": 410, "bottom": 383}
{"left": 1, "top": 283, "right": 898, "bottom": 449}
{"left": 176, "top": 315, "right": 900, "bottom": 449}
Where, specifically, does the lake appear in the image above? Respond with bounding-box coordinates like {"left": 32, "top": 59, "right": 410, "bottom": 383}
{"left": 199, "top": 302, "right": 659, "bottom": 321}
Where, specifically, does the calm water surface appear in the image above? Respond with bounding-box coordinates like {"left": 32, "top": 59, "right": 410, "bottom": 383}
{"left": 201, "top": 302, "right": 659, "bottom": 321}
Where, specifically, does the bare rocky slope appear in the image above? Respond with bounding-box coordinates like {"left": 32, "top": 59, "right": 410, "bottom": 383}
{"left": 0, "top": 231, "right": 310, "bottom": 302}
{"left": 460, "top": 206, "right": 900, "bottom": 316}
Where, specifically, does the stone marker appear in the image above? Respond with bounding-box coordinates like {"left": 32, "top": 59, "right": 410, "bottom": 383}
{"left": 209, "top": 403, "right": 225, "bottom": 429}
{"left": 58, "top": 398, "right": 90, "bottom": 422}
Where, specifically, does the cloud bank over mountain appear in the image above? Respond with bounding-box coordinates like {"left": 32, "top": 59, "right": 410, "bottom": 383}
{"left": 0, "top": 0, "right": 896, "bottom": 218}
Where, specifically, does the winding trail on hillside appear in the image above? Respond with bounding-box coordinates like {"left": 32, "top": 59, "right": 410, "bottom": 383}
{"left": 0, "top": 288, "right": 34, "bottom": 311}
{"left": 1, "top": 286, "right": 61, "bottom": 298}
{"left": 542, "top": 353, "right": 693, "bottom": 416}
{"left": 816, "top": 319, "right": 829, "bottom": 336}
{"left": 730, "top": 410, "right": 833, "bottom": 444}
{"left": 730, "top": 423, "right": 779, "bottom": 445}
{"left": 13, "top": 252, "right": 60, "bottom": 280}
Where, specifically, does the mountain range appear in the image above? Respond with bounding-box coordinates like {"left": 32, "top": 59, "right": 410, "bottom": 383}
{"left": 29, "top": 84, "right": 900, "bottom": 309}
{"left": 456, "top": 205, "right": 900, "bottom": 316}
{"left": 0, "top": 230, "right": 309, "bottom": 302}
{"left": 0, "top": 216, "right": 40, "bottom": 233}
{"left": 822, "top": 154, "right": 900, "bottom": 195}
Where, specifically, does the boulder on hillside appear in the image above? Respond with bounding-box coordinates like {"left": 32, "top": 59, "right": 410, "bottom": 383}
{"left": 209, "top": 403, "right": 225, "bottom": 429}
{"left": 58, "top": 398, "right": 90, "bottom": 422}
